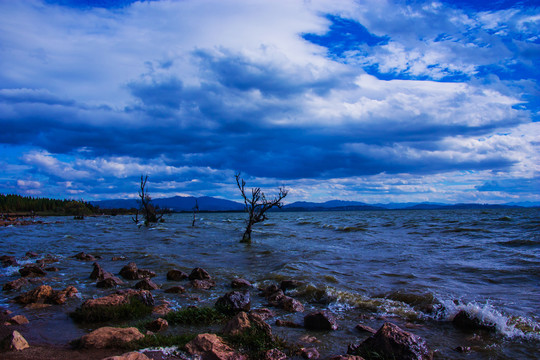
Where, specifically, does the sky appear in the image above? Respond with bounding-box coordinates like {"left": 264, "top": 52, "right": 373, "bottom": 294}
{"left": 0, "top": 0, "right": 539, "bottom": 205}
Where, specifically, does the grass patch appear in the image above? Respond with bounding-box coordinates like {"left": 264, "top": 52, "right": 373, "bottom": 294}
{"left": 224, "top": 325, "right": 291, "bottom": 359}
{"left": 70, "top": 298, "right": 153, "bottom": 323}
{"left": 164, "top": 307, "right": 228, "bottom": 325}
{"left": 128, "top": 333, "right": 197, "bottom": 350}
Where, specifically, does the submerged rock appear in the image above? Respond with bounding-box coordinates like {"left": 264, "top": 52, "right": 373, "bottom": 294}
{"left": 164, "top": 285, "right": 185, "bottom": 294}
{"left": 281, "top": 280, "right": 303, "bottom": 291}
{"left": 231, "top": 278, "right": 252, "bottom": 289}
{"left": 3, "top": 278, "right": 29, "bottom": 291}
{"left": 350, "top": 322, "right": 432, "bottom": 360}
{"left": 304, "top": 311, "right": 338, "bottom": 331}
{"left": 73, "top": 252, "right": 97, "bottom": 261}
{"left": 0, "top": 255, "right": 18, "bottom": 267}
{"left": 79, "top": 327, "right": 144, "bottom": 349}
{"left": 119, "top": 262, "right": 155, "bottom": 280}
{"left": 19, "top": 264, "right": 46, "bottom": 277}
{"left": 167, "top": 269, "right": 188, "bottom": 281}
{"left": 96, "top": 275, "right": 124, "bottom": 288}
{"left": 452, "top": 310, "right": 496, "bottom": 332}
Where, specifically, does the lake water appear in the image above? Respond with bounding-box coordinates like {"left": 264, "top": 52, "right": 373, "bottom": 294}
{"left": 1, "top": 209, "right": 539, "bottom": 359}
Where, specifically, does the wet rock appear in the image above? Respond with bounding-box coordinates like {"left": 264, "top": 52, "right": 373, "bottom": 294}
{"left": 164, "top": 285, "right": 185, "bottom": 294}
{"left": 231, "top": 278, "right": 252, "bottom": 289}
{"left": 215, "top": 291, "right": 251, "bottom": 315}
{"left": 97, "top": 276, "right": 124, "bottom": 288}
{"left": 25, "top": 251, "right": 39, "bottom": 258}
{"left": 304, "top": 311, "right": 338, "bottom": 330}
{"left": 250, "top": 308, "right": 275, "bottom": 321}
{"left": 301, "top": 347, "right": 320, "bottom": 359}
{"left": 188, "top": 267, "right": 212, "bottom": 281}
{"left": 9, "top": 315, "right": 29, "bottom": 325}
{"left": 276, "top": 319, "right": 302, "bottom": 328}
{"left": 119, "top": 262, "right": 140, "bottom": 280}
{"left": 111, "top": 256, "right": 127, "bottom": 261}
{"left": 167, "top": 269, "right": 188, "bottom": 281}
{"left": 350, "top": 322, "right": 432, "bottom": 360}
{"left": 42, "top": 255, "right": 59, "bottom": 264}
{"left": 222, "top": 311, "right": 251, "bottom": 336}
{"left": 261, "top": 284, "right": 281, "bottom": 297}
{"left": 265, "top": 287, "right": 304, "bottom": 313}
{"left": 281, "top": 280, "right": 303, "bottom": 291}
{"left": 1, "top": 330, "right": 30, "bottom": 351}
{"left": 50, "top": 286, "right": 78, "bottom": 305}
{"left": 264, "top": 349, "right": 287, "bottom": 360}
{"left": 355, "top": 324, "right": 376, "bottom": 334}
{"left": 191, "top": 279, "right": 216, "bottom": 289}
{"left": 455, "top": 346, "right": 471, "bottom": 353}
{"left": 74, "top": 252, "right": 97, "bottom": 261}
{"left": 0, "top": 255, "right": 18, "bottom": 267}
{"left": 90, "top": 262, "right": 110, "bottom": 280}
{"left": 280, "top": 296, "right": 304, "bottom": 312}
{"left": 298, "top": 335, "right": 320, "bottom": 343}
{"left": 3, "top": 278, "right": 29, "bottom": 291}
{"left": 19, "top": 264, "right": 46, "bottom": 277}
{"left": 80, "top": 326, "right": 144, "bottom": 349}
{"left": 24, "top": 303, "right": 51, "bottom": 310}
{"left": 15, "top": 285, "right": 53, "bottom": 304}
{"left": 184, "top": 333, "right": 246, "bottom": 360}
{"left": 102, "top": 351, "right": 151, "bottom": 360}
{"left": 329, "top": 356, "right": 365, "bottom": 360}
{"left": 267, "top": 289, "right": 285, "bottom": 305}
{"left": 44, "top": 266, "right": 59, "bottom": 272}
{"left": 81, "top": 289, "right": 154, "bottom": 309}
{"left": 138, "top": 269, "right": 156, "bottom": 278}
{"left": 135, "top": 278, "right": 159, "bottom": 290}
{"left": 452, "top": 310, "right": 496, "bottom": 332}
{"left": 146, "top": 318, "right": 168, "bottom": 333}
{"left": 152, "top": 303, "right": 172, "bottom": 316}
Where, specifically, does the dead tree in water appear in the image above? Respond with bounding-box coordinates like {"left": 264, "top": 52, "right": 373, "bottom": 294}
{"left": 235, "top": 173, "right": 288, "bottom": 243}
{"left": 132, "top": 175, "right": 164, "bottom": 227}
{"left": 192, "top": 199, "right": 199, "bottom": 227}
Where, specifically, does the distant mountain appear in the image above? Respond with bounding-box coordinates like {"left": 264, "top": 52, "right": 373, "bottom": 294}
{"left": 283, "top": 200, "right": 384, "bottom": 211}
{"left": 91, "top": 196, "right": 244, "bottom": 212}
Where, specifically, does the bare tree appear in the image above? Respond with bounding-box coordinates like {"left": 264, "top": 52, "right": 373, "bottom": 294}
{"left": 132, "top": 175, "right": 164, "bottom": 227}
{"left": 235, "top": 172, "right": 288, "bottom": 243}
{"left": 192, "top": 199, "right": 199, "bottom": 227}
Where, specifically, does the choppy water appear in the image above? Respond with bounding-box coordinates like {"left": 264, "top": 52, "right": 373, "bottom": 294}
{"left": 1, "top": 209, "right": 539, "bottom": 359}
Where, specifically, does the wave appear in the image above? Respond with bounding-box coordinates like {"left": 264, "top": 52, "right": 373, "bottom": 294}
{"left": 496, "top": 239, "right": 539, "bottom": 248}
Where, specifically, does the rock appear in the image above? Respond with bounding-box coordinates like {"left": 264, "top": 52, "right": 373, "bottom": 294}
{"left": 455, "top": 346, "right": 471, "bottom": 353}
{"left": 152, "top": 303, "right": 172, "bottom": 316}
{"left": 164, "top": 285, "right": 185, "bottom": 294}
{"left": 1, "top": 330, "right": 30, "bottom": 351}
{"left": 111, "top": 256, "right": 127, "bottom": 261}
{"left": 19, "top": 264, "right": 46, "bottom": 277}
{"left": 145, "top": 318, "right": 168, "bottom": 332}
{"left": 81, "top": 289, "right": 154, "bottom": 309}
{"left": 215, "top": 291, "right": 251, "bottom": 315}
{"left": 452, "top": 310, "right": 496, "bottom": 332}
{"left": 3, "top": 278, "right": 29, "bottom": 291}
{"left": 355, "top": 324, "right": 376, "bottom": 334}
{"left": 250, "top": 308, "right": 275, "bottom": 321}
{"left": 304, "top": 311, "right": 338, "bottom": 331}
{"left": 167, "top": 269, "right": 188, "bottom": 281}
{"left": 280, "top": 280, "right": 302, "bottom": 291}
{"left": 222, "top": 311, "right": 252, "bottom": 336}
{"left": 298, "top": 335, "right": 320, "bottom": 344}
{"left": 49, "top": 286, "right": 78, "bottom": 305}
{"left": 301, "top": 347, "right": 320, "bottom": 359}
{"left": 191, "top": 279, "right": 216, "bottom": 289}
{"left": 25, "top": 251, "right": 39, "bottom": 258}
{"left": 0, "top": 255, "right": 18, "bottom": 267}
{"left": 329, "top": 356, "right": 365, "bottom": 360}
{"left": 184, "top": 333, "right": 246, "bottom": 360}
{"left": 189, "top": 267, "right": 212, "bottom": 281}
{"left": 264, "top": 349, "right": 287, "bottom": 360}
{"left": 90, "top": 262, "right": 109, "bottom": 280}
{"left": 44, "top": 266, "right": 59, "bottom": 272}
{"left": 135, "top": 278, "right": 159, "bottom": 290}
{"left": 351, "top": 322, "right": 432, "bottom": 360}
{"left": 280, "top": 296, "right": 304, "bottom": 312}
{"left": 276, "top": 319, "right": 302, "bottom": 328}
{"left": 102, "top": 351, "right": 151, "bottom": 360}
{"left": 261, "top": 284, "right": 280, "bottom": 297}
{"left": 119, "top": 262, "right": 140, "bottom": 280}
{"left": 97, "top": 276, "right": 124, "bottom": 288}
{"left": 74, "top": 252, "right": 97, "bottom": 261}
{"left": 138, "top": 269, "right": 156, "bottom": 278}
{"left": 80, "top": 327, "right": 144, "bottom": 349}
{"left": 24, "top": 303, "right": 51, "bottom": 310}
{"left": 9, "top": 315, "right": 29, "bottom": 325}
{"left": 15, "top": 285, "right": 53, "bottom": 304}
{"left": 231, "top": 278, "right": 252, "bottom": 288}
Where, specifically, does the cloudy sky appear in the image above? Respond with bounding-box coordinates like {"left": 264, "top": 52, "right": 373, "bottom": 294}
{"left": 0, "top": 0, "right": 538, "bottom": 204}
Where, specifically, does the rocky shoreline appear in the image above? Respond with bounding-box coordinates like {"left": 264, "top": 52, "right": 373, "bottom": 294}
{"left": 1, "top": 251, "right": 492, "bottom": 359}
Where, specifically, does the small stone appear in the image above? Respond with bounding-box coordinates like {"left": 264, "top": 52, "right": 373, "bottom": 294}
{"left": 73, "top": 252, "right": 96, "bottom": 261}
{"left": 304, "top": 311, "right": 338, "bottom": 330}
{"left": 185, "top": 333, "right": 246, "bottom": 360}
{"left": 191, "top": 279, "right": 216, "bottom": 289}
{"left": 44, "top": 266, "right": 59, "bottom": 272}
{"left": 9, "top": 315, "right": 29, "bottom": 325}
{"left": 3, "top": 278, "right": 29, "bottom": 291}
{"left": 299, "top": 335, "right": 320, "bottom": 343}
{"left": 276, "top": 319, "right": 302, "bottom": 328}
{"left": 145, "top": 318, "right": 168, "bottom": 333}
{"left": 1, "top": 330, "right": 30, "bottom": 351}
{"left": 167, "top": 269, "right": 188, "bottom": 281}
{"left": 97, "top": 276, "right": 123, "bottom": 288}
{"left": 355, "top": 323, "right": 376, "bottom": 334}
{"left": 250, "top": 308, "right": 275, "bottom": 320}
{"left": 0, "top": 255, "right": 18, "bottom": 267}
{"left": 452, "top": 310, "right": 496, "bottom": 332}
{"left": 135, "top": 278, "right": 159, "bottom": 290}
{"left": 281, "top": 280, "right": 303, "bottom": 291}
{"left": 111, "top": 256, "right": 127, "bottom": 261}
{"left": 301, "top": 347, "right": 320, "bottom": 359}
{"left": 152, "top": 303, "right": 172, "bottom": 316}
{"left": 19, "top": 265, "right": 46, "bottom": 277}
{"left": 231, "top": 278, "right": 252, "bottom": 288}
{"left": 119, "top": 262, "right": 140, "bottom": 280}
{"left": 164, "top": 285, "right": 185, "bottom": 294}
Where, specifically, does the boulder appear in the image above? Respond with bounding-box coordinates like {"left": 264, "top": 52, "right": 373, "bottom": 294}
{"left": 189, "top": 267, "right": 212, "bottom": 281}
{"left": 97, "top": 276, "right": 124, "bottom": 288}
{"left": 300, "top": 347, "right": 320, "bottom": 359}
{"left": 164, "top": 285, "right": 185, "bottom": 294}
{"left": 74, "top": 252, "right": 97, "bottom": 261}
{"left": 184, "top": 333, "right": 246, "bottom": 360}
{"left": 231, "top": 278, "right": 252, "bottom": 289}
{"left": 264, "top": 349, "right": 287, "bottom": 360}
{"left": 0, "top": 255, "right": 18, "bottom": 267}
{"left": 145, "top": 318, "right": 168, "bottom": 333}
{"left": 3, "top": 278, "right": 29, "bottom": 291}
{"left": 80, "top": 327, "right": 144, "bottom": 349}
{"left": 191, "top": 279, "right": 216, "bottom": 290}
{"left": 49, "top": 286, "right": 78, "bottom": 305}
{"left": 90, "top": 262, "right": 109, "bottom": 280}
{"left": 280, "top": 296, "right": 304, "bottom": 313}
{"left": 102, "top": 352, "right": 151, "bottom": 360}
{"left": 222, "top": 311, "right": 252, "bottom": 336}
{"left": 350, "top": 322, "right": 432, "bottom": 360}
{"left": 167, "top": 269, "right": 188, "bottom": 281}
{"left": 81, "top": 289, "right": 154, "bottom": 309}
{"left": 9, "top": 315, "right": 29, "bottom": 325}
{"left": 452, "top": 310, "right": 496, "bottom": 332}
{"left": 215, "top": 291, "right": 251, "bottom": 315}
{"left": 304, "top": 311, "right": 338, "bottom": 331}
{"left": 19, "top": 265, "right": 46, "bottom": 277}
{"left": 135, "top": 278, "right": 159, "bottom": 290}
{"left": 15, "top": 285, "right": 53, "bottom": 304}
{"left": 152, "top": 303, "right": 172, "bottom": 316}
{"left": 119, "top": 262, "right": 140, "bottom": 280}
{"left": 1, "top": 330, "right": 29, "bottom": 351}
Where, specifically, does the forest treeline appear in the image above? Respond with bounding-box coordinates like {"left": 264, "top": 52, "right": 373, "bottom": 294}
{"left": 0, "top": 194, "right": 132, "bottom": 216}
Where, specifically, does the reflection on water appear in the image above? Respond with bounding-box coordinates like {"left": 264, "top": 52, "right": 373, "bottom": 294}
{"left": 1, "top": 208, "right": 539, "bottom": 359}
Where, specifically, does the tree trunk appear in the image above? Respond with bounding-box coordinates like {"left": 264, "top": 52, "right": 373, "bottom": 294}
{"left": 241, "top": 223, "right": 252, "bottom": 243}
